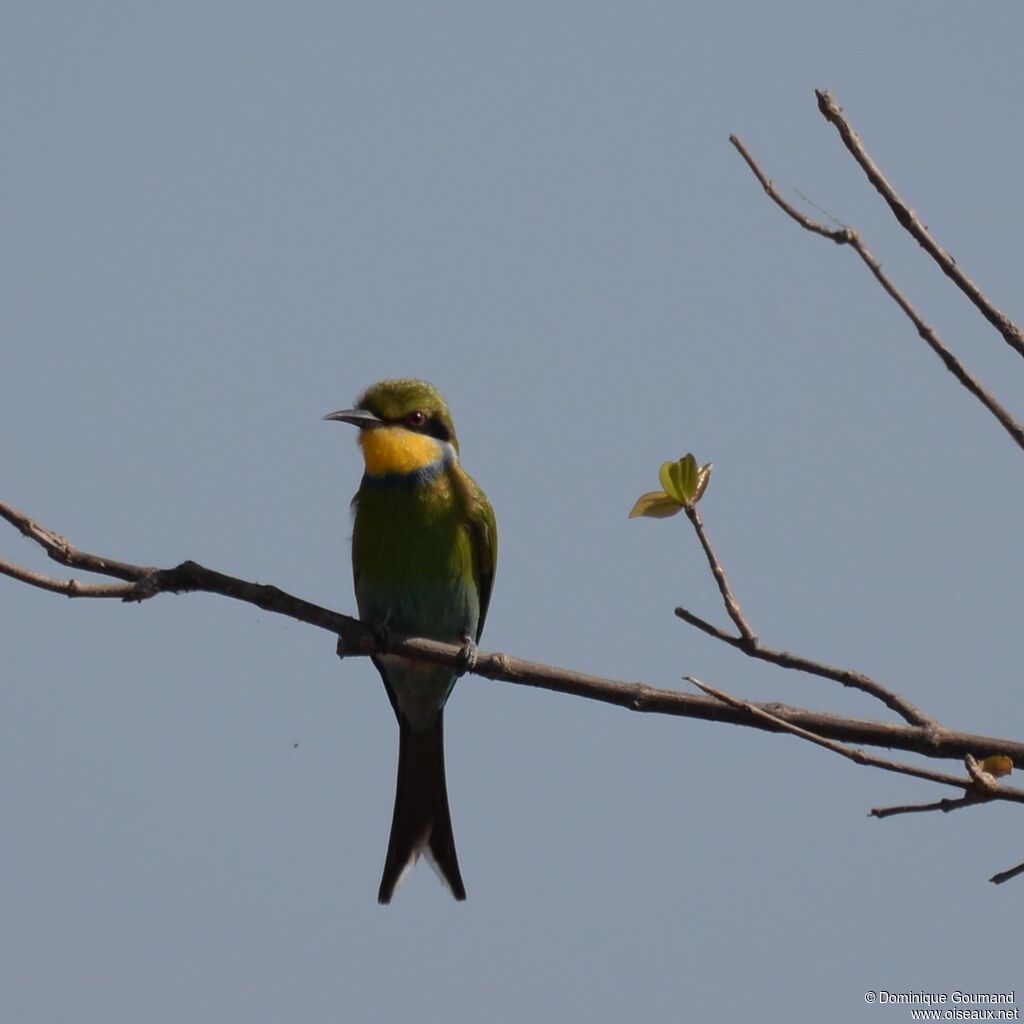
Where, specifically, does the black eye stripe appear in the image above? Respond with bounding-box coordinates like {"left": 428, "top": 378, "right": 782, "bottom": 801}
{"left": 424, "top": 416, "right": 451, "bottom": 441}
{"left": 383, "top": 413, "right": 451, "bottom": 442}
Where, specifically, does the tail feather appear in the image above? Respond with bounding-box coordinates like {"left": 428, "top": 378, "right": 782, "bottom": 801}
{"left": 378, "top": 709, "right": 466, "bottom": 904}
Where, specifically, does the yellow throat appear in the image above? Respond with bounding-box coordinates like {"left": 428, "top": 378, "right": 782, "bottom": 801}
{"left": 360, "top": 426, "right": 446, "bottom": 477}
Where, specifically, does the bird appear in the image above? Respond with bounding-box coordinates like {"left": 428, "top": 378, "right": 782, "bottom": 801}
{"left": 324, "top": 379, "right": 497, "bottom": 903}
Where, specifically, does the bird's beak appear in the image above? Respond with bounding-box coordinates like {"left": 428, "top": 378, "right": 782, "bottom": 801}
{"left": 322, "top": 408, "right": 382, "bottom": 429}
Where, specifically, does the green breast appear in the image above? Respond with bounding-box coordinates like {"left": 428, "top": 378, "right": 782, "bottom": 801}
{"left": 351, "top": 471, "right": 480, "bottom": 644}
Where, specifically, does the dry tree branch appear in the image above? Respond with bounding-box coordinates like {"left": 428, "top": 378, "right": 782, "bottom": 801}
{"left": 690, "top": 676, "right": 1024, "bottom": 882}
{"left": 683, "top": 506, "right": 757, "bottom": 643}
{"left": 6, "top": 95, "right": 1023, "bottom": 890}
{"left": 728, "top": 134, "right": 1024, "bottom": 453}
{"left": 674, "top": 505, "right": 936, "bottom": 729}
{"left": 675, "top": 604, "right": 936, "bottom": 730}
{"left": 0, "top": 558, "right": 137, "bottom": 598}
{"left": 869, "top": 794, "right": 988, "bottom": 820}
{"left": 687, "top": 677, "right": 1024, "bottom": 801}
{"left": 5, "top": 496, "right": 1024, "bottom": 772}
{"left": 991, "top": 861, "right": 1024, "bottom": 886}
{"left": 814, "top": 89, "right": 1024, "bottom": 361}
{"left": 725, "top": 102, "right": 1024, "bottom": 881}
{"left": 869, "top": 758, "right": 1005, "bottom": 819}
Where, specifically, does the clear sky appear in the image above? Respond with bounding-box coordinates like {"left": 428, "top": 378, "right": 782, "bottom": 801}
{"left": 3, "top": 4, "right": 1022, "bottom": 1022}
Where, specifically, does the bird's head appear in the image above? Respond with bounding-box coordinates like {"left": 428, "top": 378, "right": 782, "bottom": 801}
{"left": 324, "top": 378, "right": 459, "bottom": 478}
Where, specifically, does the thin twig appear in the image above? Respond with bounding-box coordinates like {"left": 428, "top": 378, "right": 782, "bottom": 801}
{"left": 686, "top": 677, "right": 997, "bottom": 795}
{"left": 0, "top": 558, "right": 136, "bottom": 598}
{"left": 730, "top": 136, "right": 846, "bottom": 242}
{"left": 729, "top": 134, "right": 1024, "bottom": 453}
{"left": 679, "top": 493, "right": 935, "bottom": 726}
{"left": 684, "top": 506, "right": 756, "bottom": 643}
{"left": 870, "top": 794, "right": 985, "bottom": 820}
{"left": 0, "top": 500, "right": 152, "bottom": 582}
{"left": 869, "top": 756, "right": 1002, "bottom": 818}
{"left": 5, "top": 497, "right": 1024, "bottom": 769}
{"left": 815, "top": 89, "right": 1024, "bottom": 361}
{"left": 690, "top": 675, "right": 1024, "bottom": 888}
{"left": 991, "top": 861, "right": 1024, "bottom": 886}
{"left": 675, "top": 604, "right": 936, "bottom": 729}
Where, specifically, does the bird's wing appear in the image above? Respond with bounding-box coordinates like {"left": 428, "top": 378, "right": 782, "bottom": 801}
{"left": 350, "top": 490, "right": 362, "bottom": 590}
{"left": 468, "top": 485, "right": 497, "bottom": 642}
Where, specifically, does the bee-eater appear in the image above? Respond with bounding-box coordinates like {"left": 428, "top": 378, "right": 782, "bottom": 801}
{"left": 324, "top": 379, "right": 497, "bottom": 903}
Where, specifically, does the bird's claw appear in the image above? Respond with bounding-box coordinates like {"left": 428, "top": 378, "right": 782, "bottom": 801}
{"left": 455, "top": 634, "right": 479, "bottom": 676}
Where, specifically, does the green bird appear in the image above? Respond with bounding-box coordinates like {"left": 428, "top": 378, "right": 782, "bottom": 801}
{"left": 325, "top": 379, "right": 497, "bottom": 903}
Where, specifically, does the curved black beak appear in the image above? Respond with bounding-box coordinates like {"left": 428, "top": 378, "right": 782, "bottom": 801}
{"left": 323, "top": 409, "right": 382, "bottom": 429}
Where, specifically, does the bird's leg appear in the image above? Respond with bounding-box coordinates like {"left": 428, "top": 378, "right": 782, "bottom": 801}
{"left": 455, "top": 632, "right": 479, "bottom": 676}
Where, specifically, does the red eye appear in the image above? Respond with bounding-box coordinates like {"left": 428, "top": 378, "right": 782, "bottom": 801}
{"left": 405, "top": 410, "right": 426, "bottom": 428}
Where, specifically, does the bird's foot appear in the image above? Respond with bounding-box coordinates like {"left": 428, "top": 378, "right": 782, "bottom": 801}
{"left": 455, "top": 633, "right": 479, "bottom": 677}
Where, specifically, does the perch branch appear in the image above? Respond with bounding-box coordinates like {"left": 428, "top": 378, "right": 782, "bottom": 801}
{"left": 4, "top": 497, "right": 1024, "bottom": 771}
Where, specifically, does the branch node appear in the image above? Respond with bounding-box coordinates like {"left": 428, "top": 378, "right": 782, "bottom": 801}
{"left": 124, "top": 571, "right": 161, "bottom": 604}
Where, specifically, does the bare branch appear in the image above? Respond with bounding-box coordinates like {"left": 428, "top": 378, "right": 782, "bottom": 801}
{"left": 0, "top": 499, "right": 152, "bottom": 582}
{"left": 727, "top": 110, "right": 1024, "bottom": 883}
{"left": 692, "top": 677, "right": 1024, "bottom": 889}
{"left": 674, "top": 604, "right": 935, "bottom": 729}
{"left": 0, "top": 558, "right": 136, "bottom": 598}
{"left": 729, "top": 135, "right": 1024, "bottom": 453}
{"left": 677, "top": 459, "right": 931, "bottom": 727}
{"left": 870, "top": 794, "right": 986, "bottom": 820}
{"left": 5, "top": 497, "right": 1024, "bottom": 769}
{"left": 815, "top": 89, "right": 1024, "bottom": 361}
{"left": 687, "top": 677, "right": 995, "bottom": 795}
{"left": 868, "top": 756, "right": 1008, "bottom": 818}
{"left": 991, "top": 861, "right": 1024, "bottom": 886}
{"left": 678, "top": 495, "right": 936, "bottom": 726}
{"left": 684, "top": 506, "right": 756, "bottom": 643}
{"left": 730, "top": 134, "right": 846, "bottom": 242}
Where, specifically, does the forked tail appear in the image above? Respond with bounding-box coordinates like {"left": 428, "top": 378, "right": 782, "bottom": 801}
{"left": 378, "top": 709, "right": 466, "bottom": 903}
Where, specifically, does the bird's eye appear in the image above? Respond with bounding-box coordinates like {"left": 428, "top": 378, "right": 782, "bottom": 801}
{"left": 404, "top": 410, "right": 427, "bottom": 428}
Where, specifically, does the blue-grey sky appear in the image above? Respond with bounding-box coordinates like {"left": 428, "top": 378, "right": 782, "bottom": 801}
{"left": 3, "top": 4, "right": 1022, "bottom": 1022}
